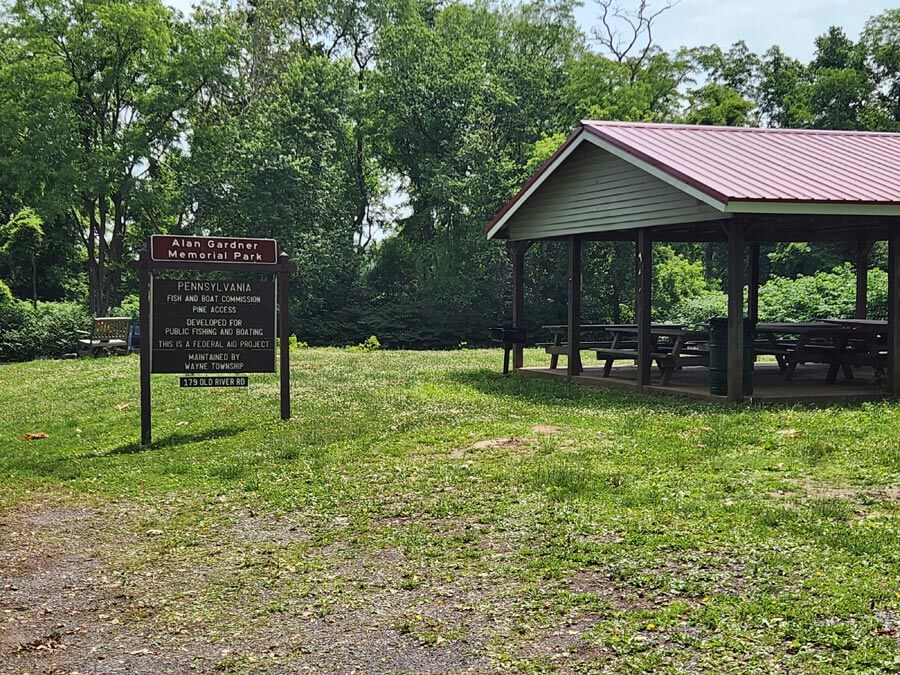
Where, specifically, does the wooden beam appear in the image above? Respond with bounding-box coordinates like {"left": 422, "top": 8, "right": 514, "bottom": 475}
{"left": 511, "top": 240, "right": 528, "bottom": 370}
{"left": 636, "top": 229, "right": 652, "bottom": 390}
{"left": 855, "top": 240, "right": 874, "bottom": 319}
{"left": 889, "top": 229, "right": 900, "bottom": 396}
{"left": 748, "top": 243, "right": 760, "bottom": 325}
{"left": 727, "top": 222, "right": 745, "bottom": 402}
{"left": 137, "top": 250, "right": 151, "bottom": 446}
{"left": 567, "top": 236, "right": 583, "bottom": 377}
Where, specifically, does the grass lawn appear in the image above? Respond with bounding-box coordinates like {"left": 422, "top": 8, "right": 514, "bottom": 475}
{"left": 1, "top": 348, "right": 898, "bottom": 673}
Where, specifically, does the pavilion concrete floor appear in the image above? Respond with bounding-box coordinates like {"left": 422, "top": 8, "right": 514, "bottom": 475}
{"left": 519, "top": 361, "right": 887, "bottom": 404}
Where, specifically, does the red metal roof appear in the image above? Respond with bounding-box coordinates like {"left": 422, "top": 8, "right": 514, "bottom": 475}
{"left": 487, "top": 121, "right": 900, "bottom": 237}
{"left": 582, "top": 121, "right": 900, "bottom": 204}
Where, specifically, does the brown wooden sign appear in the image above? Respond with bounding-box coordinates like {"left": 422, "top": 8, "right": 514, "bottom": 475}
{"left": 151, "top": 279, "right": 275, "bottom": 374}
{"left": 151, "top": 234, "right": 278, "bottom": 264}
{"left": 134, "top": 236, "right": 295, "bottom": 446}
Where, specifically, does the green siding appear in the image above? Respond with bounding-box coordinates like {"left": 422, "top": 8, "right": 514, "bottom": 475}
{"left": 505, "top": 142, "right": 727, "bottom": 241}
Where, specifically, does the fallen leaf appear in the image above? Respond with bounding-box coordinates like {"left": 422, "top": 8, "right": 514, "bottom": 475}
{"left": 23, "top": 432, "right": 49, "bottom": 441}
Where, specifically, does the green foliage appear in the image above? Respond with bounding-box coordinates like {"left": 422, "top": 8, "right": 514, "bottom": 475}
{"left": 666, "top": 291, "right": 728, "bottom": 329}
{"left": 0, "top": 0, "right": 898, "bottom": 348}
{"left": 288, "top": 335, "right": 309, "bottom": 350}
{"left": 758, "top": 264, "right": 888, "bottom": 322}
{"left": 0, "top": 300, "right": 90, "bottom": 361}
{"left": 1, "top": 207, "right": 43, "bottom": 257}
{"left": 0, "top": 278, "right": 13, "bottom": 304}
{"left": 347, "top": 335, "right": 381, "bottom": 352}
{"left": 652, "top": 246, "right": 709, "bottom": 320}
{"left": 684, "top": 83, "right": 756, "bottom": 126}
{"left": 666, "top": 264, "right": 889, "bottom": 328}
{"left": 109, "top": 295, "right": 140, "bottom": 320}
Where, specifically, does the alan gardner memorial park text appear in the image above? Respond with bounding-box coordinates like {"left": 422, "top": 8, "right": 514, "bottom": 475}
{"left": 151, "top": 279, "right": 275, "bottom": 374}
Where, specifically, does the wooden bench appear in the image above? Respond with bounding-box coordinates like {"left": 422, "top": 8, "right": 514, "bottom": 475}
{"left": 76, "top": 317, "right": 132, "bottom": 357}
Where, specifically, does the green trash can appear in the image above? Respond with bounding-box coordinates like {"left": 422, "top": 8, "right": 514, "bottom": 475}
{"left": 708, "top": 318, "right": 754, "bottom": 396}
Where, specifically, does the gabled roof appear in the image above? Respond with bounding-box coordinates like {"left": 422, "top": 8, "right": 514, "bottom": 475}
{"left": 486, "top": 121, "right": 900, "bottom": 239}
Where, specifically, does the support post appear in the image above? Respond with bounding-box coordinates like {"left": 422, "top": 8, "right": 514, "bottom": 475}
{"left": 636, "top": 229, "right": 652, "bottom": 391}
{"left": 279, "top": 253, "right": 292, "bottom": 420}
{"left": 137, "top": 250, "right": 151, "bottom": 446}
{"left": 889, "top": 230, "right": 900, "bottom": 395}
{"left": 511, "top": 240, "right": 529, "bottom": 370}
{"left": 748, "top": 243, "right": 760, "bottom": 325}
{"left": 727, "top": 222, "right": 745, "bottom": 402}
{"left": 855, "top": 240, "right": 873, "bottom": 319}
{"left": 567, "top": 236, "right": 582, "bottom": 377}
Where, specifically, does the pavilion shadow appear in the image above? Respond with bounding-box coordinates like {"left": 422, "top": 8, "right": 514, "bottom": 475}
{"left": 451, "top": 368, "right": 879, "bottom": 413}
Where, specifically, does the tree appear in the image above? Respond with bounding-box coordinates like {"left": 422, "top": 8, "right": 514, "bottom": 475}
{"left": 591, "top": 0, "right": 680, "bottom": 82}
{"left": 1, "top": 208, "right": 44, "bottom": 307}
{"left": 0, "top": 0, "right": 236, "bottom": 314}
{"left": 861, "top": 9, "right": 900, "bottom": 128}
{"left": 367, "top": 0, "right": 582, "bottom": 344}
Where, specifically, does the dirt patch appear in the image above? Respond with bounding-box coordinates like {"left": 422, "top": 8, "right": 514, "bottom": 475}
{"left": 0, "top": 500, "right": 512, "bottom": 673}
{"left": 227, "top": 512, "right": 310, "bottom": 545}
{"left": 769, "top": 478, "right": 900, "bottom": 507}
{"left": 0, "top": 503, "right": 221, "bottom": 674}
{"left": 531, "top": 425, "right": 562, "bottom": 435}
{"left": 568, "top": 569, "right": 662, "bottom": 611}
{"left": 451, "top": 437, "right": 532, "bottom": 458}
{"left": 520, "top": 611, "right": 609, "bottom": 664}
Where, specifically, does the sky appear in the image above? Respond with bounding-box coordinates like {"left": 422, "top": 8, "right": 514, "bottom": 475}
{"left": 575, "top": 0, "right": 894, "bottom": 61}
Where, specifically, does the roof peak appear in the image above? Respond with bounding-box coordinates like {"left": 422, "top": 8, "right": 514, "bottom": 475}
{"left": 581, "top": 120, "right": 900, "bottom": 137}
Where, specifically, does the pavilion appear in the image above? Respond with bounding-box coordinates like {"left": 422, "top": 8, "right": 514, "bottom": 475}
{"left": 486, "top": 121, "right": 900, "bottom": 402}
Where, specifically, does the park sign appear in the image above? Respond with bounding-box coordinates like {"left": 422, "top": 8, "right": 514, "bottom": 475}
{"left": 134, "top": 235, "right": 296, "bottom": 446}
{"left": 151, "top": 279, "right": 275, "bottom": 374}
{"left": 151, "top": 234, "right": 278, "bottom": 264}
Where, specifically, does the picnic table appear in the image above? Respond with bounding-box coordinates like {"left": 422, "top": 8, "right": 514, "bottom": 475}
{"left": 541, "top": 324, "right": 709, "bottom": 385}
{"left": 755, "top": 321, "right": 887, "bottom": 384}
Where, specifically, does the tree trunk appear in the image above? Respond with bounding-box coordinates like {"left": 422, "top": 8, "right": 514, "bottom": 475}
{"left": 31, "top": 255, "right": 37, "bottom": 308}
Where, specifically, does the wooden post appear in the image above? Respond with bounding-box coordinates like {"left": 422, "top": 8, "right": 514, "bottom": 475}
{"left": 889, "top": 230, "right": 900, "bottom": 396}
{"left": 727, "top": 222, "right": 745, "bottom": 402}
{"left": 567, "top": 236, "right": 582, "bottom": 377}
{"left": 748, "top": 243, "right": 760, "bottom": 325}
{"left": 636, "top": 229, "right": 652, "bottom": 391}
{"left": 511, "top": 240, "right": 529, "bottom": 370}
{"left": 279, "top": 252, "right": 292, "bottom": 420}
{"left": 855, "top": 240, "right": 873, "bottom": 319}
{"left": 137, "top": 250, "right": 152, "bottom": 446}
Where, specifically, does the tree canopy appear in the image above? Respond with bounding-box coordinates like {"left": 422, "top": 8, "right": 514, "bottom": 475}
{"left": 1, "top": 0, "right": 899, "bottom": 346}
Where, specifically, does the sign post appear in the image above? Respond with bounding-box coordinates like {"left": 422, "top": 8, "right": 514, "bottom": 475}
{"left": 134, "top": 236, "right": 296, "bottom": 446}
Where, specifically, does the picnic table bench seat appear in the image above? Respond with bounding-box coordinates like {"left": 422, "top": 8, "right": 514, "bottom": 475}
{"left": 593, "top": 346, "right": 709, "bottom": 384}
{"left": 76, "top": 317, "right": 132, "bottom": 357}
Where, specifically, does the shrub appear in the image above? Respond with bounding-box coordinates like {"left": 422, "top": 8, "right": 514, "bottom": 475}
{"left": 347, "top": 335, "right": 381, "bottom": 352}
{"left": 665, "top": 264, "right": 889, "bottom": 328}
{"left": 667, "top": 291, "right": 728, "bottom": 329}
{"left": 109, "top": 294, "right": 140, "bottom": 319}
{"left": 0, "top": 300, "right": 91, "bottom": 362}
{"left": 288, "top": 334, "right": 309, "bottom": 350}
{"left": 758, "top": 264, "right": 887, "bottom": 322}
{"left": 0, "top": 279, "right": 13, "bottom": 304}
